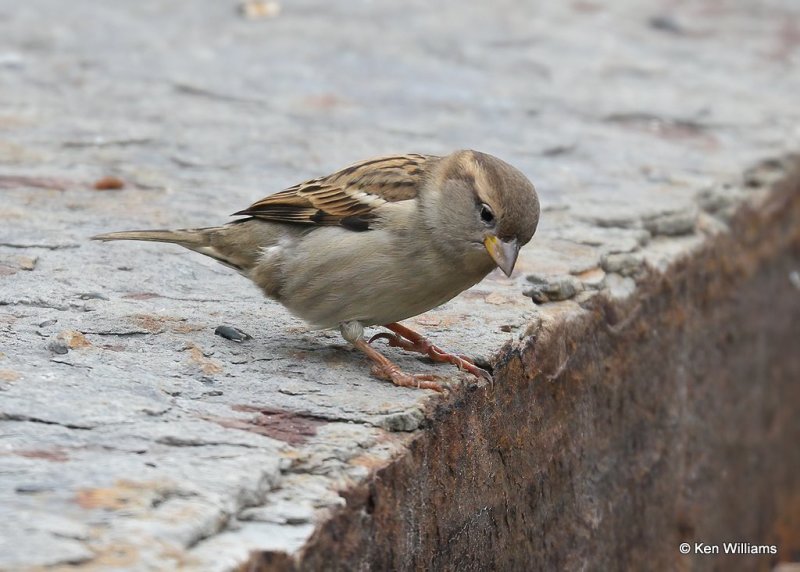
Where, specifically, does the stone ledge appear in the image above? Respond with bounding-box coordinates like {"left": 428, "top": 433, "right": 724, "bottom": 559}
{"left": 1, "top": 1, "right": 800, "bottom": 570}
{"left": 246, "top": 158, "right": 800, "bottom": 571}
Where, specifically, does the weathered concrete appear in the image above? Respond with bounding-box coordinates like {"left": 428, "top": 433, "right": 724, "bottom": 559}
{"left": 1, "top": 1, "right": 799, "bottom": 571}
{"left": 283, "top": 159, "right": 800, "bottom": 572}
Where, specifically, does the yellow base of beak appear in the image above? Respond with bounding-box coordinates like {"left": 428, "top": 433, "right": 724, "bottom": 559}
{"left": 484, "top": 236, "right": 520, "bottom": 277}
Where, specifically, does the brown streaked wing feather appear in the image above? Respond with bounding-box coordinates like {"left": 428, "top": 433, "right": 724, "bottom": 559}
{"left": 232, "top": 154, "right": 438, "bottom": 230}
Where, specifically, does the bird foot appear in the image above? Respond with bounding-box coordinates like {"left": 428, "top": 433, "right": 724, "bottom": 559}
{"left": 369, "top": 323, "right": 493, "bottom": 384}
{"left": 351, "top": 337, "right": 447, "bottom": 392}
{"left": 369, "top": 362, "right": 447, "bottom": 393}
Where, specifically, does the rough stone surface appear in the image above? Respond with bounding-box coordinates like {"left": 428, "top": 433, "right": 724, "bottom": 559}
{"left": 1, "top": 1, "right": 799, "bottom": 571}
{"left": 291, "top": 164, "right": 800, "bottom": 572}
{"left": 524, "top": 274, "right": 584, "bottom": 303}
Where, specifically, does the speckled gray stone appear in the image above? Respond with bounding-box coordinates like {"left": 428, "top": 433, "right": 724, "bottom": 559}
{"left": 524, "top": 274, "right": 585, "bottom": 303}
{"left": 1, "top": 0, "right": 799, "bottom": 570}
{"left": 601, "top": 252, "right": 643, "bottom": 277}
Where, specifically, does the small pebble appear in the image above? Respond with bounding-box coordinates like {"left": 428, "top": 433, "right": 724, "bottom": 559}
{"left": 93, "top": 176, "right": 125, "bottom": 190}
{"left": 78, "top": 292, "right": 108, "bottom": 301}
{"left": 524, "top": 274, "right": 583, "bottom": 303}
{"left": 15, "top": 484, "right": 55, "bottom": 494}
{"left": 600, "top": 253, "right": 640, "bottom": 276}
{"left": 47, "top": 330, "right": 91, "bottom": 353}
{"left": 215, "top": 325, "right": 252, "bottom": 343}
{"left": 18, "top": 256, "right": 37, "bottom": 270}
{"left": 239, "top": 0, "right": 281, "bottom": 19}
{"left": 648, "top": 15, "right": 684, "bottom": 35}
{"left": 47, "top": 339, "right": 70, "bottom": 355}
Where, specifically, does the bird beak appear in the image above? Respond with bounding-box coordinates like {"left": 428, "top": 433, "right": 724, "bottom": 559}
{"left": 483, "top": 236, "right": 520, "bottom": 277}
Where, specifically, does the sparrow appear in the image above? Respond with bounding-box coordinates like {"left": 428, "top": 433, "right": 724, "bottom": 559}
{"left": 93, "top": 150, "right": 540, "bottom": 392}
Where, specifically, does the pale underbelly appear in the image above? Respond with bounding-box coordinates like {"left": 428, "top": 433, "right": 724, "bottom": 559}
{"left": 283, "top": 266, "right": 488, "bottom": 329}
{"left": 261, "top": 226, "right": 494, "bottom": 330}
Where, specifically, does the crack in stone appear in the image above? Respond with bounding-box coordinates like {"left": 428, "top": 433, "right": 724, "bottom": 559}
{"left": 0, "top": 412, "right": 95, "bottom": 430}
{"left": 62, "top": 137, "right": 155, "bottom": 148}
{"left": 0, "top": 299, "right": 70, "bottom": 311}
{"left": 50, "top": 358, "right": 94, "bottom": 370}
{"left": 82, "top": 330, "right": 150, "bottom": 337}
{"left": 155, "top": 435, "right": 260, "bottom": 448}
{"left": 172, "top": 82, "right": 271, "bottom": 106}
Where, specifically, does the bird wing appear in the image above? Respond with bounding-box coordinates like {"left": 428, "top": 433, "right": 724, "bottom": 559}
{"left": 232, "top": 154, "right": 438, "bottom": 231}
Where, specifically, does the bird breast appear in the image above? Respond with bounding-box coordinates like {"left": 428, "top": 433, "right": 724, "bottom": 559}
{"left": 260, "top": 225, "right": 493, "bottom": 330}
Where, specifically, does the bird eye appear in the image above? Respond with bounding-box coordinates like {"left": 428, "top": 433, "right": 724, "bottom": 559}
{"left": 480, "top": 203, "right": 495, "bottom": 225}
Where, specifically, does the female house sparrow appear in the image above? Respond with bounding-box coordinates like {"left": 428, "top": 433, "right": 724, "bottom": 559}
{"left": 94, "top": 150, "right": 540, "bottom": 392}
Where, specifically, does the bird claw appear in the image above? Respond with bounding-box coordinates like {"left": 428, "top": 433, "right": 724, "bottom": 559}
{"left": 369, "top": 324, "right": 493, "bottom": 386}
{"left": 415, "top": 342, "right": 492, "bottom": 384}
{"left": 456, "top": 354, "right": 476, "bottom": 366}
{"left": 445, "top": 351, "right": 492, "bottom": 384}
{"left": 368, "top": 332, "right": 403, "bottom": 347}
{"left": 469, "top": 364, "right": 494, "bottom": 385}
{"left": 370, "top": 364, "right": 447, "bottom": 393}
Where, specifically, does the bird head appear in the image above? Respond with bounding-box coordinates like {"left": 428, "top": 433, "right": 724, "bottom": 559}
{"left": 429, "top": 150, "right": 540, "bottom": 276}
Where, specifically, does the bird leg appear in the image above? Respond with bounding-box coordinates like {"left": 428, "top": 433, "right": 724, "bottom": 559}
{"left": 369, "top": 322, "right": 492, "bottom": 383}
{"left": 339, "top": 321, "right": 446, "bottom": 392}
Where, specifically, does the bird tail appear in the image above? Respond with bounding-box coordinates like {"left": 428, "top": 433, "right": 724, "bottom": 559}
{"left": 93, "top": 229, "right": 209, "bottom": 246}
{"left": 92, "top": 226, "right": 256, "bottom": 272}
